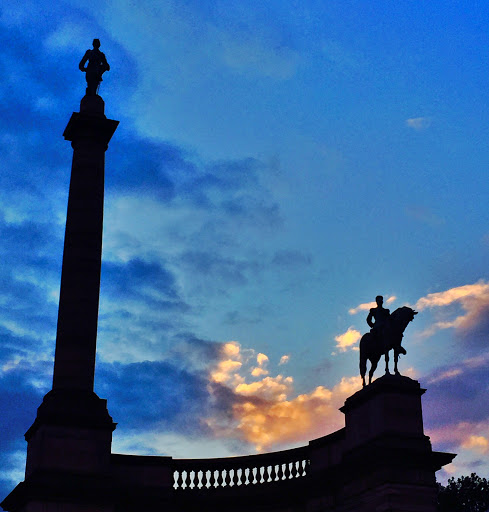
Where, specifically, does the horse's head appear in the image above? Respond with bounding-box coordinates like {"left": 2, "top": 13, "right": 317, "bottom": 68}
{"left": 390, "top": 306, "right": 418, "bottom": 331}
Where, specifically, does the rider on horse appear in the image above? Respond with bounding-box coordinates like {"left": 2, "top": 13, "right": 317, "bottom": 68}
{"left": 366, "top": 295, "right": 406, "bottom": 355}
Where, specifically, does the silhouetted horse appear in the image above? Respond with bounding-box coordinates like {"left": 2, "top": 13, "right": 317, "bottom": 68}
{"left": 359, "top": 306, "right": 418, "bottom": 387}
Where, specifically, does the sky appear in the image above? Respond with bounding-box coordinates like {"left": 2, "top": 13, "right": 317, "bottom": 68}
{"left": 1, "top": 0, "right": 489, "bottom": 498}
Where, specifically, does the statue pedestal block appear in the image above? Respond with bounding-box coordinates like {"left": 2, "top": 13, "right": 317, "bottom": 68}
{"left": 337, "top": 374, "right": 450, "bottom": 512}
{"left": 341, "top": 374, "right": 425, "bottom": 448}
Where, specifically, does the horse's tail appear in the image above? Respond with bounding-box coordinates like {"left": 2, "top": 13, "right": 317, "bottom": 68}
{"left": 359, "top": 333, "right": 368, "bottom": 378}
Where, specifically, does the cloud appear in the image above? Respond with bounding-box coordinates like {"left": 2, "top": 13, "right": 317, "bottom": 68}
{"left": 428, "top": 420, "right": 489, "bottom": 455}
{"left": 279, "top": 355, "right": 290, "bottom": 365}
{"left": 405, "top": 117, "right": 432, "bottom": 130}
{"left": 44, "top": 22, "right": 88, "bottom": 52}
{"left": 334, "top": 327, "right": 361, "bottom": 353}
{"left": 214, "top": 27, "right": 300, "bottom": 80}
{"left": 204, "top": 341, "right": 361, "bottom": 451}
{"left": 272, "top": 250, "right": 312, "bottom": 267}
{"left": 415, "top": 281, "right": 489, "bottom": 337}
{"left": 348, "top": 295, "right": 396, "bottom": 315}
{"left": 251, "top": 353, "right": 269, "bottom": 377}
{"left": 96, "top": 358, "right": 213, "bottom": 434}
{"left": 428, "top": 368, "right": 463, "bottom": 384}
{"left": 462, "top": 435, "right": 489, "bottom": 454}
{"left": 423, "top": 352, "right": 489, "bottom": 431}
{"left": 405, "top": 205, "right": 444, "bottom": 227}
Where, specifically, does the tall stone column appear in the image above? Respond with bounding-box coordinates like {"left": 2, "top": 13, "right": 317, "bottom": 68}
{"left": 1, "top": 95, "right": 119, "bottom": 512}
{"left": 53, "top": 94, "right": 118, "bottom": 392}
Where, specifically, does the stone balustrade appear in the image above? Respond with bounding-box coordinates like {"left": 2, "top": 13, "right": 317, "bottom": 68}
{"left": 172, "top": 445, "right": 310, "bottom": 490}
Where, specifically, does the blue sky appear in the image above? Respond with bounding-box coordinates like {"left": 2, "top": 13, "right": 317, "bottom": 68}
{"left": 1, "top": 0, "right": 489, "bottom": 497}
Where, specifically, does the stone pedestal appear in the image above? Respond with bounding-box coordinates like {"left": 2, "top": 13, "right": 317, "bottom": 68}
{"left": 337, "top": 374, "right": 454, "bottom": 512}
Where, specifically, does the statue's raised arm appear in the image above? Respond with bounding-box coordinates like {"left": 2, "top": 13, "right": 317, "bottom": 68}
{"left": 79, "top": 39, "right": 110, "bottom": 96}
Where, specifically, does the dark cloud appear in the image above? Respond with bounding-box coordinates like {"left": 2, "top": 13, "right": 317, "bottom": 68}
{"left": 0, "top": 362, "right": 49, "bottom": 500}
{"left": 101, "top": 258, "right": 188, "bottom": 311}
{"left": 272, "top": 249, "right": 312, "bottom": 267}
{"left": 180, "top": 250, "right": 261, "bottom": 288}
{"left": 97, "top": 359, "right": 211, "bottom": 435}
{"left": 424, "top": 361, "right": 489, "bottom": 429}
{"left": 457, "top": 306, "right": 489, "bottom": 351}
{"left": 169, "top": 333, "right": 222, "bottom": 371}
{"left": 222, "top": 310, "right": 264, "bottom": 326}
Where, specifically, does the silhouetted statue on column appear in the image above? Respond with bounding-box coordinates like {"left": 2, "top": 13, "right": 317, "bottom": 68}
{"left": 359, "top": 296, "right": 417, "bottom": 386}
{"left": 79, "top": 38, "right": 110, "bottom": 96}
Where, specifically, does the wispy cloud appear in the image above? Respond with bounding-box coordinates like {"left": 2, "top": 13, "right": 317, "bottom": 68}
{"left": 415, "top": 281, "right": 489, "bottom": 337}
{"left": 427, "top": 352, "right": 489, "bottom": 385}
{"left": 348, "top": 295, "right": 396, "bottom": 315}
{"left": 405, "top": 117, "right": 432, "bottom": 130}
{"left": 429, "top": 420, "right": 489, "bottom": 456}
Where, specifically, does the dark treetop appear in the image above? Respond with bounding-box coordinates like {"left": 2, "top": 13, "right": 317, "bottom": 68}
{"left": 79, "top": 39, "right": 110, "bottom": 96}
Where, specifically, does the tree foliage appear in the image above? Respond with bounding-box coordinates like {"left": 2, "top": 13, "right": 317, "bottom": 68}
{"left": 437, "top": 473, "right": 489, "bottom": 512}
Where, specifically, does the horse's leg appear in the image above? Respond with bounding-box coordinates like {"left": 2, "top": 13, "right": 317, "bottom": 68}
{"left": 360, "top": 351, "right": 367, "bottom": 387}
{"left": 384, "top": 349, "right": 390, "bottom": 374}
{"left": 394, "top": 349, "right": 400, "bottom": 375}
{"left": 369, "top": 357, "right": 378, "bottom": 385}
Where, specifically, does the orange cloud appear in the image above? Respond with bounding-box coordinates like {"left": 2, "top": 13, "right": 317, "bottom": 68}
{"left": 348, "top": 295, "right": 396, "bottom": 315}
{"left": 206, "top": 342, "right": 362, "bottom": 452}
{"left": 229, "top": 377, "right": 361, "bottom": 451}
{"left": 251, "top": 367, "right": 269, "bottom": 377}
{"left": 210, "top": 341, "right": 244, "bottom": 385}
{"left": 250, "top": 352, "right": 270, "bottom": 377}
{"left": 461, "top": 435, "right": 489, "bottom": 454}
{"left": 279, "top": 355, "right": 290, "bottom": 365}
{"left": 428, "top": 420, "right": 489, "bottom": 455}
{"left": 334, "top": 327, "right": 361, "bottom": 352}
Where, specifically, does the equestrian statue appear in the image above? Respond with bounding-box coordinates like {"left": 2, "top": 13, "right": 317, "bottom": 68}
{"left": 359, "top": 295, "right": 417, "bottom": 387}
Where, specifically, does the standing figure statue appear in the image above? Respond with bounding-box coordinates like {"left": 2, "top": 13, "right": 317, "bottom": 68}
{"left": 359, "top": 295, "right": 416, "bottom": 387}
{"left": 79, "top": 39, "right": 110, "bottom": 96}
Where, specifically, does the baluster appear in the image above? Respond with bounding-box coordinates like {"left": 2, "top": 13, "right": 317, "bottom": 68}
{"left": 292, "top": 460, "right": 299, "bottom": 478}
{"left": 224, "top": 468, "right": 231, "bottom": 487}
{"left": 266, "top": 465, "right": 273, "bottom": 482}
{"left": 244, "top": 467, "right": 250, "bottom": 485}
{"left": 174, "top": 470, "right": 181, "bottom": 489}
{"left": 285, "top": 462, "right": 292, "bottom": 480}
{"left": 259, "top": 466, "right": 265, "bottom": 483}
{"left": 232, "top": 468, "right": 239, "bottom": 486}
{"left": 278, "top": 463, "right": 285, "bottom": 480}
{"left": 208, "top": 469, "right": 216, "bottom": 488}
{"left": 216, "top": 468, "right": 223, "bottom": 488}
{"left": 272, "top": 464, "right": 278, "bottom": 481}
{"left": 201, "top": 469, "right": 209, "bottom": 488}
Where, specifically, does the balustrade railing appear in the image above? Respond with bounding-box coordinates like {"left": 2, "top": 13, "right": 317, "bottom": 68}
{"left": 173, "top": 445, "right": 309, "bottom": 490}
